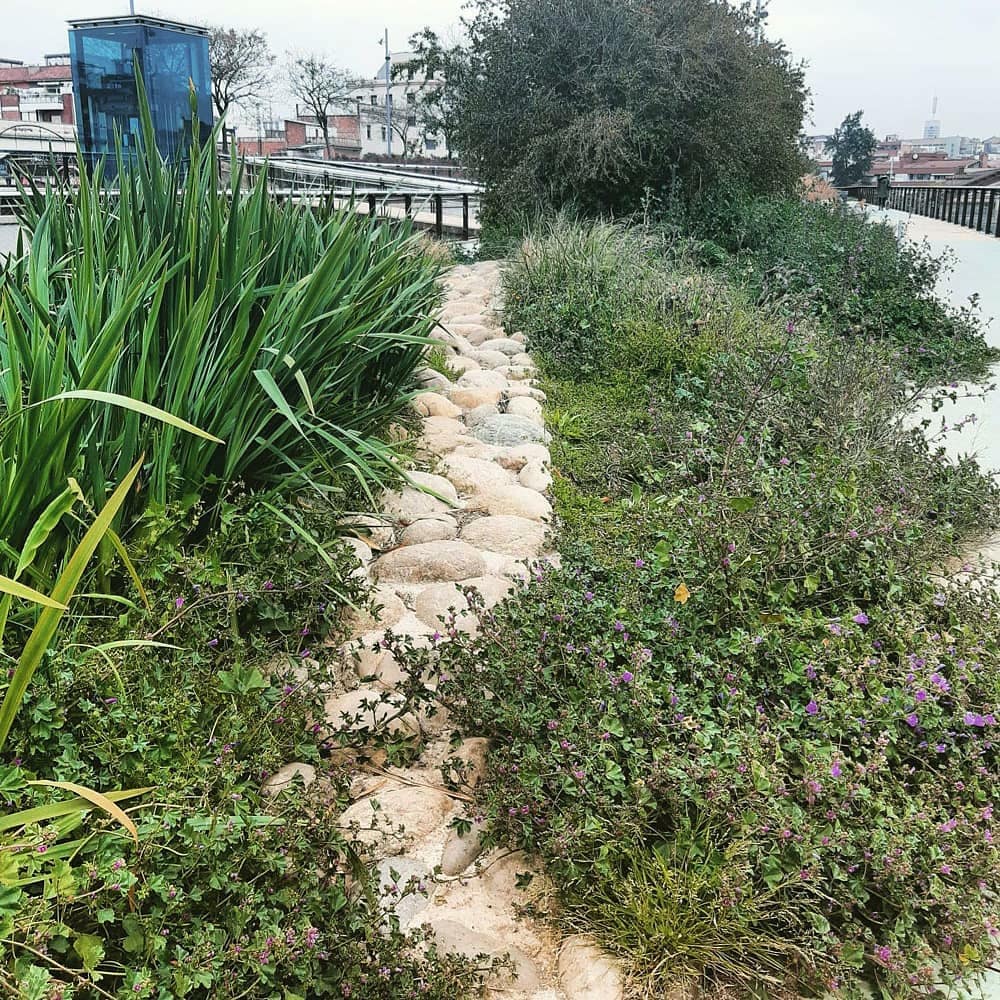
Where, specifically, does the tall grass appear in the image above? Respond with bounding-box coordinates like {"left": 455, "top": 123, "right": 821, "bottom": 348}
{"left": 0, "top": 81, "right": 440, "bottom": 583}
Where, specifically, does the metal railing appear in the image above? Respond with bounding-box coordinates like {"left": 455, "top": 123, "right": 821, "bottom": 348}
{"left": 848, "top": 184, "right": 1000, "bottom": 237}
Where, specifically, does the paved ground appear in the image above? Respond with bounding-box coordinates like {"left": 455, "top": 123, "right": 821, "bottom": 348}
{"left": 0, "top": 223, "right": 18, "bottom": 257}
{"left": 866, "top": 206, "right": 1000, "bottom": 473}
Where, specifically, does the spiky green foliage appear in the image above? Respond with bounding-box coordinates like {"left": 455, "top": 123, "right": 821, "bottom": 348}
{"left": 0, "top": 82, "right": 439, "bottom": 582}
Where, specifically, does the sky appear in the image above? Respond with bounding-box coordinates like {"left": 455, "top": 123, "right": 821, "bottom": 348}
{"left": 6, "top": 0, "right": 1000, "bottom": 140}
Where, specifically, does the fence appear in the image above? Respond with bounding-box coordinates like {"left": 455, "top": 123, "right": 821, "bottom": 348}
{"left": 847, "top": 184, "right": 1000, "bottom": 237}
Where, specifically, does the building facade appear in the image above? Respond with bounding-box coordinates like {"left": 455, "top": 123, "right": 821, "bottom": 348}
{"left": 0, "top": 55, "right": 74, "bottom": 124}
{"left": 349, "top": 51, "right": 449, "bottom": 159}
{"left": 68, "top": 15, "right": 212, "bottom": 167}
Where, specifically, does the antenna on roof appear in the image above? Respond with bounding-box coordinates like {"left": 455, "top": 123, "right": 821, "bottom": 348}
{"left": 932, "top": 95, "right": 938, "bottom": 116}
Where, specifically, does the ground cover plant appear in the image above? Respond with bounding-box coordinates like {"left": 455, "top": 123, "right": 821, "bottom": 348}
{"left": 407, "top": 219, "right": 1000, "bottom": 997}
{"left": 0, "top": 86, "right": 439, "bottom": 588}
{"left": 3, "top": 490, "right": 484, "bottom": 998}
{"left": 682, "top": 192, "right": 997, "bottom": 382}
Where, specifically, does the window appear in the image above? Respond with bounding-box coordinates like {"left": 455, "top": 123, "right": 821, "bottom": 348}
{"left": 407, "top": 115, "right": 416, "bottom": 128}
{"left": 425, "top": 137, "right": 438, "bottom": 151}
{"left": 380, "top": 126, "right": 386, "bottom": 140}
{"left": 370, "top": 94, "right": 378, "bottom": 105}
{"left": 365, "top": 124, "right": 371, "bottom": 140}
{"left": 406, "top": 93, "right": 415, "bottom": 106}
{"left": 407, "top": 66, "right": 415, "bottom": 81}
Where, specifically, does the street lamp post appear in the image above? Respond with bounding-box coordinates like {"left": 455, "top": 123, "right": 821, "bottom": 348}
{"left": 383, "top": 29, "right": 392, "bottom": 158}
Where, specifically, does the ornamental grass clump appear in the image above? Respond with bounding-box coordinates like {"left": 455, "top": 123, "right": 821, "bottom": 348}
{"left": 411, "top": 220, "right": 1000, "bottom": 997}
{"left": 0, "top": 79, "right": 439, "bottom": 582}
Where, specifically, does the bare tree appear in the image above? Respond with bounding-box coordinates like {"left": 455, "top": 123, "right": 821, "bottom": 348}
{"left": 286, "top": 53, "right": 356, "bottom": 158}
{"left": 209, "top": 27, "right": 275, "bottom": 150}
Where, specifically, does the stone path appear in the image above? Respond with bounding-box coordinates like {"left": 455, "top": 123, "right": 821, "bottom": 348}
{"left": 268, "top": 261, "right": 624, "bottom": 998}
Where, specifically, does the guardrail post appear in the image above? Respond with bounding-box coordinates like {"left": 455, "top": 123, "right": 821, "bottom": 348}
{"left": 404, "top": 194, "right": 412, "bottom": 219}
{"left": 462, "top": 193, "right": 470, "bottom": 240}
{"left": 434, "top": 194, "right": 443, "bottom": 237}
{"left": 988, "top": 191, "right": 998, "bottom": 236}
{"left": 976, "top": 190, "right": 987, "bottom": 231}
{"left": 368, "top": 193, "right": 377, "bottom": 220}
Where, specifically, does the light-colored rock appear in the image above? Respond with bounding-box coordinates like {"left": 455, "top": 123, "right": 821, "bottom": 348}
{"left": 496, "top": 443, "right": 552, "bottom": 471}
{"left": 558, "top": 935, "right": 625, "bottom": 1000}
{"left": 497, "top": 364, "right": 538, "bottom": 381}
{"left": 422, "top": 415, "right": 467, "bottom": 437}
{"left": 510, "top": 352, "right": 535, "bottom": 367}
{"left": 456, "top": 369, "right": 509, "bottom": 389}
{"left": 440, "top": 820, "right": 487, "bottom": 875}
{"left": 449, "top": 441, "right": 504, "bottom": 463}
{"left": 426, "top": 921, "right": 541, "bottom": 992}
{"left": 462, "top": 575, "right": 517, "bottom": 609}
{"left": 448, "top": 324, "right": 493, "bottom": 345}
{"left": 478, "top": 338, "right": 523, "bottom": 357}
{"left": 448, "top": 355, "right": 481, "bottom": 375}
{"left": 511, "top": 332, "right": 527, "bottom": 344}
{"left": 377, "top": 857, "right": 433, "bottom": 926}
{"left": 399, "top": 516, "right": 459, "bottom": 546}
{"left": 472, "top": 349, "right": 512, "bottom": 369}
{"left": 412, "top": 582, "right": 479, "bottom": 634}
{"left": 324, "top": 688, "right": 418, "bottom": 736}
{"left": 407, "top": 471, "right": 461, "bottom": 505}
{"left": 469, "top": 484, "right": 553, "bottom": 522}
{"left": 413, "top": 392, "right": 462, "bottom": 419}
{"left": 464, "top": 403, "right": 502, "bottom": 428}
{"left": 382, "top": 486, "right": 452, "bottom": 526}
{"left": 447, "top": 737, "right": 491, "bottom": 789}
{"left": 507, "top": 396, "right": 544, "bottom": 423}
{"left": 504, "top": 384, "right": 546, "bottom": 402}
{"left": 461, "top": 515, "right": 548, "bottom": 558}
{"left": 441, "top": 312, "right": 492, "bottom": 327}
{"left": 518, "top": 460, "right": 552, "bottom": 493}
{"left": 479, "top": 551, "right": 533, "bottom": 581}
{"left": 262, "top": 762, "right": 316, "bottom": 797}
{"left": 346, "top": 586, "right": 408, "bottom": 633}
{"left": 341, "top": 514, "right": 395, "bottom": 552}
{"left": 449, "top": 386, "right": 502, "bottom": 410}
{"left": 415, "top": 367, "right": 452, "bottom": 391}
{"left": 339, "top": 781, "right": 453, "bottom": 848}
{"left": 341, "top": 535, "right": 373, "bottom": 566}
{"left": 472, "top": 414, "right": 551, "bottom": 448}
{"left": 442, "top": 455, "right": 513, "bottom": 494}
{"left": 374, "top": 541, "right": 488, "bottom": 584}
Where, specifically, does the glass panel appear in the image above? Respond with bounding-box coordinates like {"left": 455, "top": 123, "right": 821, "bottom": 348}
{"left": 70, "top": 20, "right": 211, "bottom": 176}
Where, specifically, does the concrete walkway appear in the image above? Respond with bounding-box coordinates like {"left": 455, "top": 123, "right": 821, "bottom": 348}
{"left": 866, "top": 206, "right": 1000, "bottom": 472}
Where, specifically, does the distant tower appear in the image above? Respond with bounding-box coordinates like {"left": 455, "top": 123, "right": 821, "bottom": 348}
{"left": 923, "top": 96, "right": 941, "bottom": 140}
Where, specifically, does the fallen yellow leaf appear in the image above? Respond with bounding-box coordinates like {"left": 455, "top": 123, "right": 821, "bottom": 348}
{"left": 674, "top": 582, "right": 691, "bottom": 604}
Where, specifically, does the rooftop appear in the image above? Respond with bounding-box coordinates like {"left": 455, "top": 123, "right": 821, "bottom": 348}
{"left": 67, "top": 14, "right": 209, "bottom": 37}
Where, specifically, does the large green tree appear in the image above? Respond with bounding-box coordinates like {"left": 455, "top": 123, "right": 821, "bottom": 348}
{"left": 830, "top": 110, "right": 877, "bottom": 187}
{"left": 411, "top": 0, "right": 809, "bottom": 217}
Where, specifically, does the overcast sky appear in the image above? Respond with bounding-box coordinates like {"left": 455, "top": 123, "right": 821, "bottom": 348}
{"left": 7, "top": 0, "right": 1000, "bottom": 140}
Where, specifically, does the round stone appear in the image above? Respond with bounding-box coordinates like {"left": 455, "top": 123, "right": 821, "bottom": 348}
{"left": 478, "top": 338, "right": 523, "bottom": 356}
{"left": 413, "top": 392, "right": 462, "bottom": 419}
{"left": 449, "top": 386, "right": 502, "bottom": 410}
{"left": 339, "top": 781, "right": 453, "bottom": 849}
{"left": 346, "top": 586, "right": 408, "bottom": 633}
{"left": 412, "top": 582, "right": 480, "bottom": 634}
{"left": 472, "top": 413, "right": 551, "bottom": 447}
{"left": 507, "top": 396, "right": 544, "bottom": 422}
{"left": 399, "top": 516, "right": 459, "bottom": 546}
{"left": 447, "top": 356, "right": 481, "bottom": 375}
{"left": 376, "top": 857, "right": 434, "bottom": 926}
{"left": 496, "top": 443, "right": 552, "bottom": 471}
{"left": 440, "top": 819, "right": 487, "bottom": 875}
{"left": 558, "top": 935, "right": 625, "bottom": 1000}
{"left": 470, "top": 484, "right": 553, "bottom": 522}
{"left": 262, "top": 762, "right": 316, "bottom": 797}
{"left": 382, "top": 486, "right": 452, "bottom": 526}
{"left": 471, "top": 349, "right": 511, "bottom": 369}
{"left": 461, "top": 515, "right": 548, "bottom": 558}
{"left": 427, "top": 921, "right": 540, "bottom": 992}
{"left": 442, "top": 455, "right": 513, "bottom": 494}
{"left": 374, "top": 541, "right": 488, "bottom": 583}
{"left": 456, "top": 369, "right": 509, "bottom": 389}
{"left": 463, "top": 404, "right": 501, "bottom": 428}
{"left": 415, "top": 368, "right": 452, "bottom": 391}
{"left": 518, "top": 460, "right": 552, "bottom": 493}
{"left": 324, "top": 687, "right": 418, "bottom": 736}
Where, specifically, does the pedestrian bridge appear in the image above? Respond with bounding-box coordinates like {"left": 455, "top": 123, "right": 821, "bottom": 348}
{"left": 0, "top": 120, "right": 77, "bottom": 161}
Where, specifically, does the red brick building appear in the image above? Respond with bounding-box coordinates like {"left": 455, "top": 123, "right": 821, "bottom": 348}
{"left": 0, "top": 56, "right": 75, "bottom": 125}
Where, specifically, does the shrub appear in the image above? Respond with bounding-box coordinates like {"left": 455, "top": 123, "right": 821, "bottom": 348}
{"left": 683, "top": 193, "right": 997, "bottom": 382}
{"left": 0, "top": 90, "right": 439, "bottom": 581}
{"left": 405, "top": 221, "right": 1000, "bottom": 996}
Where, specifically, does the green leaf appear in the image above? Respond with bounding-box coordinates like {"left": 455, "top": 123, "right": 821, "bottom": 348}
{"left": 0, "top": 575, "right": 68, "bottom": 610}
{"left": 35, "top": 390, "right": 225, "bottom": 443}
{"left": 728, "top": 496, "right": 757, "bottom": 513}
{"left": 761, "top": 855, "right": 784, "bottom": 889}
{"left": 74, "top": 933, "right": 105, "bottom": 973}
